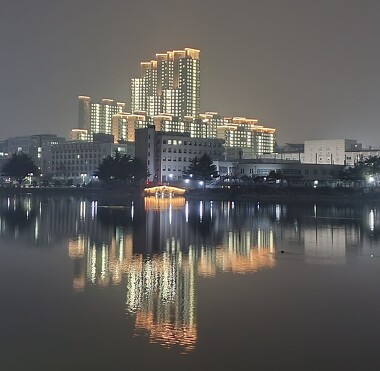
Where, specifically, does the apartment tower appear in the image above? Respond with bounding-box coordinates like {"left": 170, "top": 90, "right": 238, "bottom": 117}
{"left": 131, "top": 48, "right": 200, "bottom": 120}
{"left": 78, "top": 96, "right": 126, "bottom": 140}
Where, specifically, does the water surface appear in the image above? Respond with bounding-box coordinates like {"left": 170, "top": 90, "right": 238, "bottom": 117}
{"left": 0, "top": 194, "right": 380, "bottom": 370}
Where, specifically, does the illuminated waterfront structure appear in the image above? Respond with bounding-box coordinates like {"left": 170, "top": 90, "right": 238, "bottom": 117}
{"left": 131, "top": 48, "right": 200, "bottom": 120}
{"left": 77, "top": 96, "right": 126, "bottom": 140}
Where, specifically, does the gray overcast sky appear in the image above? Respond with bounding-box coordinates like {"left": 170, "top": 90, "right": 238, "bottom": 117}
{"left": 1, "top": 0, "right": 380, "bottom": 146}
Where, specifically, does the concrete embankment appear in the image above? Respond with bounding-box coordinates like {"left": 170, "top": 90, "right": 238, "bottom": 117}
{"left": 184, "top": 187, "right": 380, "bottom": 205}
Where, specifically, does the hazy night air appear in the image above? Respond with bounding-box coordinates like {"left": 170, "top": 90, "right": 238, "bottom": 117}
{"left": 1, "top": 0, "right": 380, "bottom": 146}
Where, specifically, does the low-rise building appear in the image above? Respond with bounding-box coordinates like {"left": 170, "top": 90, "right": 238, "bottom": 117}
{"left": 49, "top": 136, "right": 134, "bottom": 182}
{"left": 135, "top": 126, "right": 225, "bottom": 182}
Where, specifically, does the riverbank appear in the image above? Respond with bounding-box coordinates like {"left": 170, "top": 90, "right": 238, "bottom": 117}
{"left": 2, "top": 185, "right": 380, "bottom": 205}
{"left": 184, "top": 186, "right": 380, "bottom": 205}
{"left": 0, "top": 185, "right": 143, "bottom": 203}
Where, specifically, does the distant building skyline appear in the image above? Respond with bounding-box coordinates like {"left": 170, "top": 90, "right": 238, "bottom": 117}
{"left": 131, "top": 48, "right": 200, "bottom": 120}
{"left": 78, "top": 96, "right": 125, "bottom": 140}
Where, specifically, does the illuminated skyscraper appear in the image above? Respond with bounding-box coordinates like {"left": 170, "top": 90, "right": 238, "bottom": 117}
{"left": 131, "top": 48, "right": 200, "bottom": 120}
{"left": 78, "top": 96, "right": 125, "bottom": 140}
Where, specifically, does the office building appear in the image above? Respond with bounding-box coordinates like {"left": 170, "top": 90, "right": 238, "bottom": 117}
{"left": 6, "top": 134, "right": 65, "bottom": 175}
{"left": 50, "top": 135, "right": 134, "bottom": 182}
{"left": 135, "top": 126, "right": 224, "bottom": 182}
{"left": 304, "top": 139, "right": 361, "bottom": 165}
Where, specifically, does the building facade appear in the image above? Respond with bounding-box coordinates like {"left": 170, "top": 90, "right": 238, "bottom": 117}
{"left": 49, "top": 137, "right": 134, "bottom": 182}
{"left": 77, "top": 96, "right": 126, "bottom": 140}
{"left": 135, "top": 126, "right": 224, "bottom": 182}
{"left": 304, "top": 139, "right": 361, "bottom": 165}
{"left": 6, "top": 134, "right": 65, "bottom": 175}
{"left": 131, "top": 48, "right": 200, "bottom": 120}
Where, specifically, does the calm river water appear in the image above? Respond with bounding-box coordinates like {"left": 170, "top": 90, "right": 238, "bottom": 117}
{"left": 1, "top": 194, "right": 380, "bottom": 370}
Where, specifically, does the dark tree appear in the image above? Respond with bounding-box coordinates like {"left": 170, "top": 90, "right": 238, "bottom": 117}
{"left": 1, "top": 153, "right": 39, "bottom": 185}
{"left": 183, "top": 154, "right": 218, "bottom": 181}
{"left": 340, "top": 156, "right": 380, "bottom": 184}
{"left": 94, "top": 151, "right": 149, "bottom": 184}
{"left": 95, "top": 155, "right": 117, "bottom": 183}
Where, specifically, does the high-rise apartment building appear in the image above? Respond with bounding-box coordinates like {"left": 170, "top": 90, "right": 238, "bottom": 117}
{"left": 131, "top": 48, "right": 200, "bottom": 120}
{"left": 78, "top": 96, "right": 126, "bottom": 140}
{"left": 216, "top": 117, "right": 276, "bottom": 158}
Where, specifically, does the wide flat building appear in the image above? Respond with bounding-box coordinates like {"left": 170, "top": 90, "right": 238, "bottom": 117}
{"left": 50, "top": 136, "right": 134, "bottom": 182}
{"left": 304, "top": 139, "right": 361, "bottom": 165}
{"left": 135, "top": 126, "right": 224, "bottom": 182}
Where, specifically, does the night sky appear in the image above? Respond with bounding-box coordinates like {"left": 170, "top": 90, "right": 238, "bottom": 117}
{"left": 1, "top": 0, "right": 380, "bottom": 146}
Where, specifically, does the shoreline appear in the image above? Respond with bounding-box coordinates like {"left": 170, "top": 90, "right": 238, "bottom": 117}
{"left": 184, "top": 188, "right": 380, "bottom": 205}
{"left": 1, "top": 186, "right": 380, "bottom": 205}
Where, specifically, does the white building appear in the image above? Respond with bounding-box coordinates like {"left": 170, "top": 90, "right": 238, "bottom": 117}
{"left": 304, "top": 139, "right": 361, "bottom": 165}
{"left": 135, "top": 126, "right": 224, "bottom": 182}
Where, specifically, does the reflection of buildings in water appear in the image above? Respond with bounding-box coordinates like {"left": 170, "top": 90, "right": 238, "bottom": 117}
{"left": 69, "top": 227, "right": 133, "bottom": 291}
{"left": 197, "top": 229, "right": 276, "bottom": 276}
{"left": 125, "top": 248, "right": 197, "bottom": 353}
{"left": 144, "top": 196, "right": 186, "bottom": 210}
{"left": 0, "top": 196, "right": 112, "bottom": 247}
{"left": 304, "top": 226, "right": 347, "bottom": 265}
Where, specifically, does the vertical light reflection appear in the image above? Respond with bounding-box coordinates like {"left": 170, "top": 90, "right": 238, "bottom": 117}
{"left": 210, "top": 201, "right": 213, "bottom": 220}
{"left": 34, "top": 219, "right": 39, "bottom": 241}
{"left": 91, "top": 201, "right": 97, "bottom": 219}
{"left": 79, "top": 200, "right": 86, "bottom": 221}
{"left": 275, "top": 204, "right": 281, "bottom": 221}
{"left": 199, "top": 201, "right": 203, "bottom": 222}
{"left": 169, "top": 202, "right": 172, "bottom": 225}
{"left": 101, "top": 243, "right": 108, "bottom": 281}
{"left": 369, "top": 209, "right": 375, "bottom": 232}
{"left": 131, "top": 201, "right": 134, "bottom": 220}
{"left": 185, "top": 201, "right": 189, "bottom": 223}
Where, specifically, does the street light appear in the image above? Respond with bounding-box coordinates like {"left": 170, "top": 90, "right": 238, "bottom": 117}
{"left": 81, "top": 173, "right": 87, "bottom": 185}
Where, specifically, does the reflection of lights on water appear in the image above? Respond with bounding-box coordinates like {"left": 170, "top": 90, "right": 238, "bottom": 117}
{"left": 369, "top": 209, "right": 375, "bottom": 232}
{"left": 257, "top": 202, "right": 260, "bottom": 211}
{"left": 80, "top": 200, "right": 86, "bottom": 221}
{"left": 131, "top": 201, "right": 134, "bottom": 220}
{"left": 91, "top": 201, "right": 97, "bottom": 219}
{"left": 199, "top": 201, "right": 203, "bottom": 222}
{"left": 210, "top": 201, "right": 213, "bottom": 220}
{"left": 34, "top": 219, "right": 39, "bottom": 241}
{"left": 169, "top": 202, "right": 172, "bottom": 225}
{"left": 275, "top": 204, "right": 281, "bottom": 221}
{"left": 185, "top": 201, "right": 189, "bottom": 223}
{"left": 90, "top": 245, "right": 96, "bottom": 284}
{"left": 314, "top": 204, "right": 317, "bottom": 218}
{"left": 101, "top": 244, "right": 108, "bottom": 280}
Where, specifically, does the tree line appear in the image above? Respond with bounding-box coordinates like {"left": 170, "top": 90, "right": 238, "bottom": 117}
{"left": 0, "top": 151, "right": 218, "bottom": 186}
{"left": 8, "top": 150, "right": 379, "bottom": 187}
